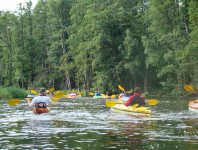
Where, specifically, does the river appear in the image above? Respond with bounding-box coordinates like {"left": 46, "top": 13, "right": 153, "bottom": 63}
{"left": 0, "top": 97, "right": 197, "bottom": 149}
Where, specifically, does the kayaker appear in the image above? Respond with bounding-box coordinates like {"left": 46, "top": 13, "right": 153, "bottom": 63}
{"left": 27, "top": 87, "right": 52, "bottom": 114}
{"left": 124, "top": 87, "right": 145, "bottom": 107}
{"left": 106, "top": 91, "right": 111, "bottom": 96}
{"left": 118, "top": 92, "right": 126, "bottom": 99}
{"left": 126, "top": 90, "right": 134, "bottom": 96}
{"left": 95, "top": 91, "right": 101, "bottom": 96}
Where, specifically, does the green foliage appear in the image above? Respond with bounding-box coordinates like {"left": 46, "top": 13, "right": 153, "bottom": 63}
{"left": 5, "top": 87, "right": 28, "bottom": 98}
{"left": 142, "top": 0, "right": 192, "bottom": 95}
{"left": 0, "top": 87, "right": 12, "bottom": 99}
{"left": 0, "top": 86, "right": 28, "bottom": 99}
{"left": 0, "top": 0, "right": 197, "bottom": 96}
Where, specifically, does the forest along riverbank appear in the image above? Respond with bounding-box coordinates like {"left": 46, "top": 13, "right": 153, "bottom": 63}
{"left": 0, "top": 97, "right": 197, "bottom": 149}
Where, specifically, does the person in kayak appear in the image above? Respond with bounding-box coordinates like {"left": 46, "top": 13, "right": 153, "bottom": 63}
{"left": 95, "top": 91, "right": 101, "bottom": 96}
{"left": 27, "top": 87, "right": 52, "bottom": 114}
{"left": 124, "top": 87, "right": 145, "bottom": 107}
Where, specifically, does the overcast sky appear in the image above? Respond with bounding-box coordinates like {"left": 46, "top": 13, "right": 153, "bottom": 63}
{"left": 0, "top": 0, "right": 38, "bottom": 11}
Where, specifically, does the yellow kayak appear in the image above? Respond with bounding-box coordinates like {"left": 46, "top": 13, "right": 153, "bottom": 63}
{"left": 111, "top": 104, "right": 152, "bottom": 115}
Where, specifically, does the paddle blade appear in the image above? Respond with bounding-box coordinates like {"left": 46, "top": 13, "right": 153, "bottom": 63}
{"left": 54, "top": 91, "right": 65, "bottom": 98}
{"left": 88, "top": 92, "right": 94, "bottom": 96}
{"left": 31, "top": 90, "right": 38, "bottom": 95}
{"left": 118, "top": 85, "right": 125, "bottom": 91}
{"left": 8, "top": 99, "right": 20, "bottom": 106}
{"left": 51, "top": 97, "right": 59, "bottom": 102}
{"left": 184, "top": 85, "right": 195, "bottom": 92}
{"left": 51, "top": 91, "right": 65, "bottom": 102}
{"left": 106, "top": 100, "right": 116, "bottom": 107}
{"left": 48, "top": 88, "right": 55, "bottom": 93}
{"left": 147, "top": 99, "right": 158, "bottom": 106}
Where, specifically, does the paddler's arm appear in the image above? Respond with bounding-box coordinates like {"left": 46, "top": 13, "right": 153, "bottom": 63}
{"left": 27, "top": 98, "right": 35, "bottom": 107}
{"left": 46, "top": 97, "right": 53, "bottom": 106}
{"left": 26, "top": 98, "right": 31, "bottom": 105}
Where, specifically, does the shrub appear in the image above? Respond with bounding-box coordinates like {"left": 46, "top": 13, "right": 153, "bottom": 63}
{"left": 6, "top": 87, "right": 28, "bottom": 98}
{"left": 0, "top": 86, "right": 28, "bottom": 99}
{"left": 0, "top": 87, "right": 12, "bottom": 99}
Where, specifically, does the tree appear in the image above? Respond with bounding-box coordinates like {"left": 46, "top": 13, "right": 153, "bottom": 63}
{"left": 142, "top": 0, "right": 189, "bottom": 94}
{"left": 0, "top": 12, "right": 17, "bottom": 86}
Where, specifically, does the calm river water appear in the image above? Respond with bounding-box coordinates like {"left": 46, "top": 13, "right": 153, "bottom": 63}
{"left": 0, "top": 97, "right": 198, "bottom": 150}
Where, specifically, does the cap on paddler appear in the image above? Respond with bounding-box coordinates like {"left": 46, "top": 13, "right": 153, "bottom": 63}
{"left": 39, "top": 87, "right": 46, "bottom": 94}
{"left": 134, "top": 87, "right": 141, "bottom": 93}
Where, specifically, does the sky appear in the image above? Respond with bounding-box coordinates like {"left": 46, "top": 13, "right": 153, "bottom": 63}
{"left": 0, "top": 0, "right": 38, "bottom": 11}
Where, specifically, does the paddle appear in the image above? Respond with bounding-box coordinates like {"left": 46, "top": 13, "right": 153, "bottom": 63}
{"left": 7, "top": 98, "right": 20, "bottom": 106}
{"left": 54, "top": 91, "right": 65, "bottom": 97}
{"left": 25, "top": 92, "right": 65, "bottom": 104}
{"left": 118, "top": 85, "right": 125, "bottom": 92}
{"left": 184, "top": 85, "right": 196, "bottom": 93}
{"left": 30, "top": 88, "right": 54, "bottom": 96}
{"left": 7, "top": 89, "right": 64, "bottom": 106}
{"left": 88, "top": 92, "right": 94, "bottom": 96}
{"left": 7, "top": 96, "right": 33, "bottom": 107}
{"left": 106, "top": 99, "right": 158, "bottom": 107}
{"left": 146, "top": 99, "right": 158, "bottom": 106}
{"left": 51, "top": 91, "right": 65, "bottom": 102}
{"left": 106, "top": 100, "right": 140, "bottom": 108}
{"left": 48, "top": 88, "right": 55, "bottom": 93}
{"left": 106, "top": 100, "right": 117, "bottom": 107}
{"left": 30, "top": 90, "right": 38, "bottom": 95}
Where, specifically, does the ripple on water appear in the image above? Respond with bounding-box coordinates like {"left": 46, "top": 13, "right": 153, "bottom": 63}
{"left": 0, "top": 97, "right": 198, "bottom": 149}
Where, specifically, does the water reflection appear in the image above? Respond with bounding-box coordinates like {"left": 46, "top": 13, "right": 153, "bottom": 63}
{"left": 0, "top": 97, "right": 198, "bottom": 149}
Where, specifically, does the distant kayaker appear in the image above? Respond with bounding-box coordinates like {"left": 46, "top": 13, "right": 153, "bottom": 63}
{"left": 118, "top": 92, "right": 126, "bottom": 99}
{"left": 118, "top": 90, "right": 133, "bottom": 101}
{"left": 95, "top": 91, "right": 101, "bottom": 96}
{"left": 27, "top": 87, "right": 52, "bottom": 114}
{"left": 124, "top": 87, "right": 145, "bottom": 107}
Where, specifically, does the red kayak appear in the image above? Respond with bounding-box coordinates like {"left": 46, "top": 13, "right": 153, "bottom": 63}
{"left": 32, "top": 107, "right": 50, "bottom": 114}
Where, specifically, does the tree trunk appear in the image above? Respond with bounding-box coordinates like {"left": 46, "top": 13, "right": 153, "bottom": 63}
{"left": 144, "top": 68, "right": 148, "bottom": 93}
